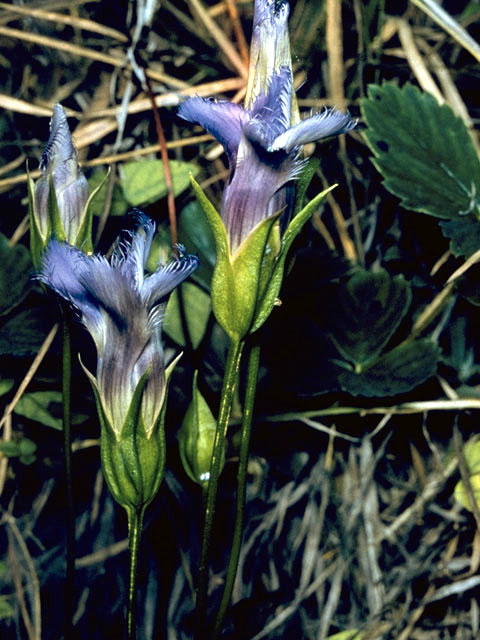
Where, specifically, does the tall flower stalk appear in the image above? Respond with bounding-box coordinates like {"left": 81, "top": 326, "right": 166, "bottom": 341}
{"left": 178, "top": 0, "right": 355, "bottom": 634}
{"left": 39, "top": 213, "right": 198, "bottom": 638}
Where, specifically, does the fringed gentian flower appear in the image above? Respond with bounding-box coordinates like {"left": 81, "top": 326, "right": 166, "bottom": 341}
{"left": 28, "top": 104, "right": 96, "bottom": 267}
{"left": 39, "top": 213, "right": 199, "bottom": 509}
{"left": 178, "top": 0, "right": 356, "bottom": 254}
{"left": 178, "top": 0, "right": 355, "bottom": 340}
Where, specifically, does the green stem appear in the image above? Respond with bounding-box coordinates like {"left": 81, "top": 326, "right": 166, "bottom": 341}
{"left": 62, "top": 320, "right": 75, "bottom": 638}
{"left": 126, "top": 506, "right": 145, "bottom": 640}
{"left": 195, "top": 338, "right": 244, "bottom": 639}
{"left": 213, "top": 341, "right": 260, "bottom": 639}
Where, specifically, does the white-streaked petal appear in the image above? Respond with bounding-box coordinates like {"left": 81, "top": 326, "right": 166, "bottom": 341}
{"left": 269, "top": 109, "right": 357, "bottom": 152}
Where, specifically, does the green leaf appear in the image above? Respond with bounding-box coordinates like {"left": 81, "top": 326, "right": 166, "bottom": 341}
{"left": 190, "top": 177, "right": 238, "bottom": 338}
{"left": 328, "top": 268, "right": 412, "bottom": 367}
{"left": 0, "top": 234, "right": 32, "bottom": 316}
{"left": 326, "top": 632, "right": 363, "bottom": 640}
{"left": 0, "top": 309, "right": 51, "bottom": 357}
{"left": 338, "top": 339, "right": 439, "bottom": 397}
{"left": 178, "top": 200, "right": 216, "bottom": 291}
{"left": 0, "top": 379, "right": 14, "bottom": 396}
{"left": 120, "top": 160, "right": 199, "bottom": 207}
{"left": 14, "top": 391, "right": 63, "bottom": 430}
{"left": 439, "top": 219, "right": 480, "bottom": 258}
{"left": 87, "top": 168, "right": 127, "bottom": 218}
{"left": 361, "top": 83, "right": 480, "bottom": 221}
{"left": 164, "top": 281, "right": 211, "bottom": 348}
{"left": 454, "top": 437, "right": 480, "bottom": 512}
{"left": 0, "top": 595, "right": 13, "bottom": 621}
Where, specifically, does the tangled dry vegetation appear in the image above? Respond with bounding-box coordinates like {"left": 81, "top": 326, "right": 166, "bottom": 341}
{"left": 1, "top": 1, "right": 480, "bottom": 639}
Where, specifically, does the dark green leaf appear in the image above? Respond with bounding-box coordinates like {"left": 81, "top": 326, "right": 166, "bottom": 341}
{"left": 338, "top": 339, "right": 439, "bottom": 396}
{"left": 328, "top": 268, "right": 412, "bottom": 366}
{"left": 120, "top": 160, "right": 199, "bottom": 206}
{"left": 0, "top": 234, "right": 33, "bottom": 316}
{"left": 439, "top": 219, "right": 480, "bottom": 258}
{"left": 361, "top": 83, "right": 480, "bottom": 221}
{"left": 14, "top": 391, "right": 62, "bottom": 430}
{"left": 178, "top": 200, "right": 216, "bottom": 291}
{"left": 0, "top": 308, "right": 51, "bottom": 357}
{"left": 87, "top": 169, "right": 128, "bottom": 217}
{"left": 164, "top": 282, "right": 211, "bottom": 348}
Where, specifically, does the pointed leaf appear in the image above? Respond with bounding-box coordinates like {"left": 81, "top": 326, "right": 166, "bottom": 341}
{"left": 338, "top": 339, "right": 439, "bottom": 396}
{"left": 454, "top": 438, "right": 480, "bottom": 512}
{"left": 361, "top": 83, "right": 480, "bottom": 221}
{"left": 328, "top": 268, "right": 412, "bottom": 367}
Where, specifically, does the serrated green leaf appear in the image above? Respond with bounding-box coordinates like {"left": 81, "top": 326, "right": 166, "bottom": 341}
{"left": 120, "top": 160, "right": 199, "bottom": 207}
{"left": 329, "top": 268, "right": 412, "bottom": 367}
{"left": 338, "top": 339, "right": 439, "bottom": 396}
{"left": 0, "top": 234, "right": 32, "bottom": 316}
{"left": 0, "top": 308, "right": 51, "bottom": 357}
{"left": 14, "top": 391, "right": 63, "bottom": 430}
{"left": 361, "top": 83, "right": 480, "bottom": 222}
{"left": 439, "top": 219, "right": 480, "bottom": 258}
{"left": 164, "top": 281, "right": 211, "bottom": 348}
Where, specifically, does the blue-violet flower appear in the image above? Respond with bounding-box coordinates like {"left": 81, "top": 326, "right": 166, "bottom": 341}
{"left": 178, "top": 0, "right": 356, "bottom": 253}
{"left": 39, "top": 213, "right": 199, "bottom": 437}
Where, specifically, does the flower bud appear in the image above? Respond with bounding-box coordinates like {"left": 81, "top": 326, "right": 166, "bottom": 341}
{"left": 179, "top": 372, "right": 222, "bottom": 487}
{"left": 29, "top": 104, "right": 92, "bottom": 266}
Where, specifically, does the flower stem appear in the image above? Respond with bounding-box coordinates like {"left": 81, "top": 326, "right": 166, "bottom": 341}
{"left": 62, "top": 319, "right": 75, "bottom": 638}
{"left": 195, "top": 338, "right": 244, "bottom": 639}
{"left": 126, "top": 506, "right": 145, "bottom": 640}
{"left": 213, "top": 341, "right": 260, "bottom": 639}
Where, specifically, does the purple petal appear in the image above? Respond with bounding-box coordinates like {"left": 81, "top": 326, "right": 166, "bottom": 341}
{"left": 245, "top": 67, "right": 292, "bottom": 149}
{"left": 222, "top": 136, "right": 295, "bottom": 251}
{"left": 246, "top": 0, "right": 291, "bottom": 109}
{"left": 113, "top": 211, "right": 156, "bottom": 290}
{"left": 178, "top": 97, "right": 247, "bottom": 167}
{"left": 142, "top": 250, "right": 200, "bottom": 312}
{"left": 269, "top": 108, "right": 357, "bottom": 153}
{"left": 40, "top": 104, "right": 75, "bottom": 173}
{"left": 38, "top": 240, "right": 104, "bottom": 338}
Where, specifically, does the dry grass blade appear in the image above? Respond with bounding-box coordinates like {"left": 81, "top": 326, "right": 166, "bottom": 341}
{"left": 0, "top": 25, "right": 126, "bottom": 67}
{"left": 397, "top": 18, "right": 444, "bottom": 103}
{"left": 411, "top": 0, "right": 480, "bottom": 63}
{"left": 0, "top": 2, "right": 129, "bottom": 42}
{"left": 186, "top": 0, "right": 248, "bottom": 78}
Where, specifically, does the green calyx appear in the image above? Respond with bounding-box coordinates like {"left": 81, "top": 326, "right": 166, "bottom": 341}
{"left": 82, "top": 354, "right": 180, "bottom": 511}
{"left": 178, "top": 371, "right": 223, "bottom": 487}
{"left": 191, "top": 175, "right": 336, "bottom": 339}
{"left": 28, "top": 165, "right": 109, "bottom": 268}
